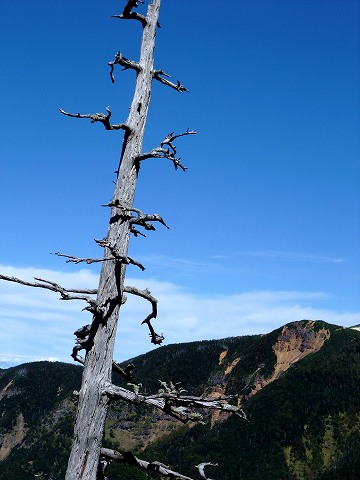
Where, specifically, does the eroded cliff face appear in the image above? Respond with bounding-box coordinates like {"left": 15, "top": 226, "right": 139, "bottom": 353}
{"left": 270, "top": 321, "right": 330, "bottom": 380}
{"left": 247, "top": 321, "right": 330, "bottom": 398}
{"left": 207, "top": 321, "right": 331, "bottom": 426}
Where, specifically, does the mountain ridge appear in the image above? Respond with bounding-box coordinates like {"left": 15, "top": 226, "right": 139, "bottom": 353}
{"left": 1, "top": 320, "right": 360, "bottom": 479}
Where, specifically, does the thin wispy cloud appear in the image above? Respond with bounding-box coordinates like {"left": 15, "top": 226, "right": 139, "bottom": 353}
{"left": 235, "top": 250, "right": 345, "bottom": 264}
{"left": 0, "top": 264, "right": 359, "bottom": 368}
{"left": 136, "top": 254, "right": 225, "bottom": 273}
{"left": 137, "top": 251, "right": 346, "bottom": 280}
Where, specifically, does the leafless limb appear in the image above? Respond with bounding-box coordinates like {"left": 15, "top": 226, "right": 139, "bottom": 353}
{"left": 95, "top": 237, "right": 145, "bottom": 269}
{"left": 130, "top": 226, "right": 147, "bottom": 237}
{"left": 52, "top": 252, "right": 113, "bottom": 265}
{"left": 196, "top": 463, "right": 219, "bottom": 480}
{"left": 101, "top": 448, "right": 194, "bottom": 480}
{"left": 112, "top": 0, "right": 147, "bottom": 26}
{"left": 57, "top": 243, "right": 145, "bottom": 272}
{"left": 124, "top": 286, "right": 164, "bottom": 345}
{"left": 129, "top": 207, "right": 170, "bottom": 230}
{"left": 160, "top": 129, "right": 197, "bottom": 151}
{"left": 51, "top": 251, "right": 144, "bottom": 271}
{"left": 136, "top": 129, "right": 196, "bottom": 171}
{"left": 144, "top": 319, "right": 164, "bottom": 345}
{"left": 112, "top": 361, "right": 135, "bottom": 382}
{"left": 103, "top": 381, "right": 247, "bottom": 423}
{"left": 71, "top": 324, "right": 91, "bottom": 364}
{"left": 123, "top": 256, "right": 145, "bottom": 270}
{"left": 0, "top": 274, "right": 98, "bottom": 311}
{"left": 153, "top": 69, "right": 190, "bottom": 92}
{"left": 108, "top": 51, "right": 141, "bottom": 83}
{"left": 101, "top": 203, "right": 170, "bottom": 233}
{"left": 71, "top": 348, "right": 85, "bottom": 365}
{"left": 59, "top": 106, "right": 130, "bottom": 131}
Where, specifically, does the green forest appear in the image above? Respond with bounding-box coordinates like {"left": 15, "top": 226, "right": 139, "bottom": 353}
{"left": 1, "top": 321, "right": 360, "bottom": 479}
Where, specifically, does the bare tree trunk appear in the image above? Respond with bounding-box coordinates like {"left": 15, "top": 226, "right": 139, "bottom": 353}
{"left": 65, "top": 2, "right": 160, "bottom": 478}
{"left": 0, "top": 2, "right": 246, "bottom": 478}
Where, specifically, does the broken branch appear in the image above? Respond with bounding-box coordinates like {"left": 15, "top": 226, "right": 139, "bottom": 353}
{"left": 112, "top": 361, "right": 135, "bottom": 382}
{"left": 153, "top": 69, "right": 190, "bottom": 92}
{"left": 101, "top": 448, "right": 194, "bottom": 480}
{"left": 160, "top": 129, "right": 197, "bottom": 151}
{"left": 103, "top": 382, "right": 247, "bottom": 423}
{"left": 128, "top": 207, "right": 170, "bottom": 230}
{"left": 108, "top": 51, "right": 141, "bottom": 83}
{"left": 122, "top": 0, "right": 145, "bottom": 16}
{"left": 0, "top": 274, "right": 97, "bottom": 310}
{"left": 124, "top": 285, "right": 164, "bottom": 345}
{"left": 59, "top": 106, "right": 130, "bottom": 131}
{"left": 52, "top": 252, "right": 114, "bottom": 265}
{"left": 112, "top": 0, "right": 147, "bottom": 27}
{"left": 196, "top": 463, "right": 219, "bottom": 480}
{"left": 101, "top": 204, "right": 170, "bottom": 233}
{"left": 53, "top": 251, "right": 145, "bottom": 272}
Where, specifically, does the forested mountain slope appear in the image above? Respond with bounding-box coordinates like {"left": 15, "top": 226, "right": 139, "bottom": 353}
{"left": 1, "top": 320, "right": 359, "bottom": 479}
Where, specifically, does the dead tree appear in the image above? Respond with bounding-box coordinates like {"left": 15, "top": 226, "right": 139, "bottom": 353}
{"left": 0, "top": 1, "right": 246, "bottom": 479}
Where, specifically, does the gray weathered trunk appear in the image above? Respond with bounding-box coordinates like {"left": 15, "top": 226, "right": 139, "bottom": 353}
{"left": 65, "top": 2, "right": 160, "bottom": 478}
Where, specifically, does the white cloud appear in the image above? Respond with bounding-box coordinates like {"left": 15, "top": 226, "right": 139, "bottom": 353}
{"left": 1, "top": 264, "right": 359, "bottom": 367}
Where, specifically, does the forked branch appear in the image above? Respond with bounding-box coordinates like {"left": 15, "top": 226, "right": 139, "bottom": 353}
{"left": 59, "top": 106, "right": 130, "bottom": 131}
{"left": 136, "top": 129, "right": 197, "bottom": 171}
{"left": 160, "top": 130, "right": 197, "bottom": 151}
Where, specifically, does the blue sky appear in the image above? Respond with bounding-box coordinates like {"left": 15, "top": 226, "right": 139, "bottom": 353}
{"left": 0, "top": 0, "right": 359, "bottom": 368}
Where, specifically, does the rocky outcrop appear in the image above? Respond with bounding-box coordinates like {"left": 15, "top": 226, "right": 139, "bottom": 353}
{"left": 270, "top": 321, "right": 330, "bottom": 380}
{"left": 207, "top": 321, "right": 330, "bottom": 425}
{"left": 249, "top": 321, "right": 330, "bottom": 396}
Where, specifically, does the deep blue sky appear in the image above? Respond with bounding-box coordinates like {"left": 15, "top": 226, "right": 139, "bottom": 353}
{"left": 0, "top": 0, "right": 359, "bottom": 366}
